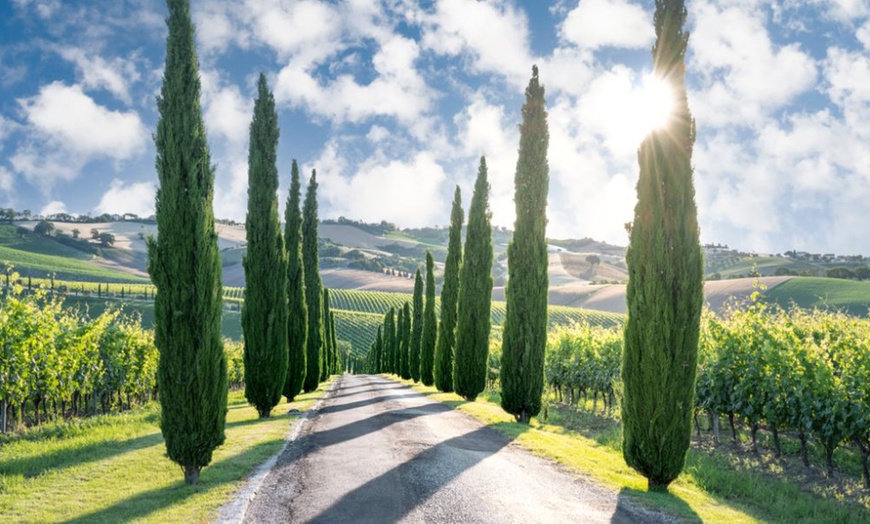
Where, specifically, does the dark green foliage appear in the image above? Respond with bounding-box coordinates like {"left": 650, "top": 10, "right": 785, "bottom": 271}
{"left": 396, "top": 305, "right": 406, "bottom": 377}
{"left": 321, "top": 288, "right": 332, "bottom": 381}
{"left": 383, "top": 308, "right": 396, "bottom": 374}
{"left": 284, "top": 160, "right": 307, "bottom": 401}
{"left": 302, "top": 171, "right": 323, "bottom": 392}
{"left": 329, "top": 311, "right": 339, "bottom": 374}
{"left": 420, "top": 251, "right": 437, "bottom": 385}
{"left": 435, "top": 187, "right": 463, "bottom": 393}
{"left": 621, "top": 0, "right": 703, "bottom": 492}
{"left": 400, "top": 302, "right": 412, "bottom": 380}
{"left": 147, "top": 0, "right": 227, "bottom": 485}
{"left": 374, "top": 326, "right": 383, "bottom": 373}
{"left": 500, "top": 66, "right": 550, "bottom": 424}
{"left": 410, "top": 269, "right": 424, "bottom": 382}
{"left": 242, "top": 74, "right": 288, "bottom": 418}
{"left": 455, "top": 157, "right": 493, "bottom": 401}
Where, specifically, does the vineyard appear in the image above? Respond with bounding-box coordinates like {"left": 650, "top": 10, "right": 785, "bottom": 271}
{"left": 539, "top": 301, "right": 870, "bottom": 489}
{"left": 0, "top": 279, "right": 158, "bottom": 433}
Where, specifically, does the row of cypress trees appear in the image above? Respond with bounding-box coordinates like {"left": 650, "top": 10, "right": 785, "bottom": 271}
{"left": 150, "top": 0, "right": 343, "bottom": 484}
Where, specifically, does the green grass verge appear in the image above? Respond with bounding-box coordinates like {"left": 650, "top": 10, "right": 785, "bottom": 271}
{"left": 397, "top": 379, "right": 870, "bottom": 524}
{"left": 764, "top": 277, "right": 870, "bottom": 317}
{"left": 0, "top": 385, "right": 331, "bottom": 523}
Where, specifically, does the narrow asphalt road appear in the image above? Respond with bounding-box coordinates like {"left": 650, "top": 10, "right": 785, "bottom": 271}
{"left": 243, "top": 374, "right": 664, "bottom": 523}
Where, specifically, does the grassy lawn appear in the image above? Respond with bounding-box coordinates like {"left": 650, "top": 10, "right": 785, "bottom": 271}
{"left": 764, "top": 277, "right": 870, "bottom": 316}
{"left": 0, "top": 385, "right": 330, "bottom": 523}
{"left": 399, "top": 378, "right": 870, "bottom": 524}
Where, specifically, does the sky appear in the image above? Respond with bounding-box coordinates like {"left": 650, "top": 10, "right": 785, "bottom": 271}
{"left": 0, "top": 0, "right": 868, "bottom": 255}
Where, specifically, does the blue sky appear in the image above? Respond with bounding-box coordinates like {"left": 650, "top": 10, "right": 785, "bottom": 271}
{"left": 0, "top": 0, "right": 868, "bottom": 255}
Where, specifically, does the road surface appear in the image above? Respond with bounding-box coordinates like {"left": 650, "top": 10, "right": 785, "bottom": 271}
{"left": 243, "top": 374, "right": 668, "bottom": 523}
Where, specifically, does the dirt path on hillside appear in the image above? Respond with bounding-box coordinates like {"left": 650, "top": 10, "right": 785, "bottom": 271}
{"left": 237, "top": 375, "right": 674, "bottom": 523}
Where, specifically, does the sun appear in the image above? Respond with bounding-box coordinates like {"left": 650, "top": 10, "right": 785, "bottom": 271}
{"left": 634, "top": 74, "right": 674, "bottom": 138}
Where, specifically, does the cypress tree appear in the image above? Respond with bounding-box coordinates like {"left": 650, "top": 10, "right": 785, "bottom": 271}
{"left": 409, "top": 269, "right": 424, "bottom": 382}
{"left": 420, "top": 251, "right": 437, "bottom": 386}
{"left": 302, "top": 171, "right": 323, "bottom": 392}
{"left": 500, "top": 66, "right": 550, "bottom": 424}
{"left": 283, "top": 160, "right": 307, "bottom": 401}
{"left": 434, "top": 187, "right": 463, "bottom": 393}
{"left": 242, "top": 73, "right": 288, "bottom": 418}
{"left": 320, "top": 288, "right": 332, "bottom": 381}
{"left": 396, "top": 305, "right": 406, "bottom": 377}
{"left": 384, "top": 308, "right": 396, "bottom": 374}
{"left": 621, "top": 0, "right": 703, "bottom": 492}
{"left": 147, "top": 0, "right": 227, "bottom": 485}
{"left": 372, "top": 326, "right": 383, "bottom": 373}
{"left": 454, "top": 157, "right": 493, "bottom": 401}
{"left": 400, "top": 302, "right": 412, "bottom": 380}
{"left": 330, "top": 311, "right": 339, "bottom": 374}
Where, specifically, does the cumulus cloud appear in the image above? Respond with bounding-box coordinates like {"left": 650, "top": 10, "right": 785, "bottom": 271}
{"left": 95, "top": 179, "right": 156, "bottom": 217}
{"left": 39, "top": 200, "right": 66, "bottom": 216}
{"left": 275, "top": 35, "right": 434, "bottom": 124}
{"left": 313, "top": 141, "right": 448, "bottom": 227}
{"left": 689, "top": 1, "right": 818, "bottom": 128}
{"left": 0, "top": 167, "right": 13, "bottom": 194}
{"left": 17, "top": 82, "right": 147, "bottom": 159}
{"left": 11, "top": 82, "right": 147, "bottom": 192}
{"left": 200, "top": 70, "right": 253, "bottom": 147}
{"left": 560, "top": 0, "right": 654, "bottom": 50}
{"left": 421, "top": 0, "right": 534, "bottom": 87}
{"left": 55, "top": 47, "right": 140, "bottom": 104}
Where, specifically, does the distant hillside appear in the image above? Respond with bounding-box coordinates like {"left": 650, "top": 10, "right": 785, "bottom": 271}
{"left": 4, "top": 219, "right": 868, "bottom": 319}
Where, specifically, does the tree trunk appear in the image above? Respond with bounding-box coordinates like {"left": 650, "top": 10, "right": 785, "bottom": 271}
{"left": 825, "top": 444, "right": 835, "bottom": 477}
{"left": 728, "top": 412, "right": 737, "bottom": 442}
{"left": 772, "top": 427, "right": 781, "bottom": 458}
{"left": 1, "top": 400, "right": 6, "bottom": 434}
{"left": 799, "top": 430, "right": 810, "bottom": 467}
{"left": 750, "top": 423, "right": 758, "bottom": 453}
{"left": 856, "top": 438, "right": 869, "bottom": 490}
{"left": 517, "top": 409, "right": 530, "bottom": 424}
{"left": 710, "top": 411, "right": 720, "bottom": 445}
{"left": 693, "top": 411, "right": 701, "bottom": 440}
{"left": 184, "top": 465, "right": 201, "bottom": 485}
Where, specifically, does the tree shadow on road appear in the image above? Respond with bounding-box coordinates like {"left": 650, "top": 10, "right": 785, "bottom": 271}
{"left": 305, "top": 424, "right": 531, "bottom": 523}
{"left": 316, "top": 392, "right": 420, "bottom": 416}
{"left": 611, "top": 487, "right": 701, "bottom": 523}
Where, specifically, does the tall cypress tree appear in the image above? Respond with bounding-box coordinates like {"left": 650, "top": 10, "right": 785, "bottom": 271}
{"left": 409, "top": 269, "right": 424, "bottom": 382}
{"left": 373, "top": 325, "right": 383, "bottom": 373}
{"left": 622, "top": 0, "right": 703, "bottom": 492}
{"left": 242, "top": 73, "right": 288, "bottom": 418}
{"left": 420, "top": 251, "right": 437, "bottom": 386}
{"left": 320, "top": 288, "right": 332, "bottom": 381}
{"left": 383, "top": 307, "right": 396, "bottom": 374}
{"left": 147, "top": 0, "right": 226, "bottom": 485}
{"left": 454, "top": 157, "right": 493, "bottom": 401}
{"left": 500, "top": 66, "right": 550, "bottom": 424}
{"left": 396, "top": 305, "right": 407, "bottom": 378}
{"left": 284, "top": 160, "right": 307, "bottom": 401}
{"left": 302, "top": 171, "right": 323, "bottom": 392}
{"left": 329, "top": 311, "right": 339, "bottom": 374}
{"left": 400, "top": 301, "right": 412, "bottom": 380}
{"left": 434, "top": 187, "right": 463, "bottom": 393}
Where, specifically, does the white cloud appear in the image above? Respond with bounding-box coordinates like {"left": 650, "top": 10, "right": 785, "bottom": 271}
{"left": 56, "top": 47, "right": 140, "bottom": 104}
{"left": 0, "top": 167, "right": 13, "bottom": 194}
{"left": 12, "top": 82, "right": 148, "bottom": 191}
{"left": 560, "top": 0, "right": 654, "bottom": 50}
{"left": 815, "top": 0, "right": 869, "bottom": 22}
{"left": 275, "top": 35, "right": 434, "bottom": 124}
{"left": 40, "top": 200, "right": 66, "bottom": 216}
{"left": 314, "top": 141, "right": 448, "bottom": 227}
{"left": 689, "top": 1, "right": 818, "bottom": 128}
{"left": 17, "top": 82, "right": 147, "bottom": 159}
{"left": 95, "top": 179, "right": 156, "bottom": 217}
{"left": 858, "top": 20, "right": 870, "bottom": 49}
{"left": 421, "top": 0, "right": 534, "bottom": 87}
{"left": 200, "top": 71, "right": 253, "bottom": 148}
{"left": 0, "top": 115, "right": 19, "bottom": 149}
